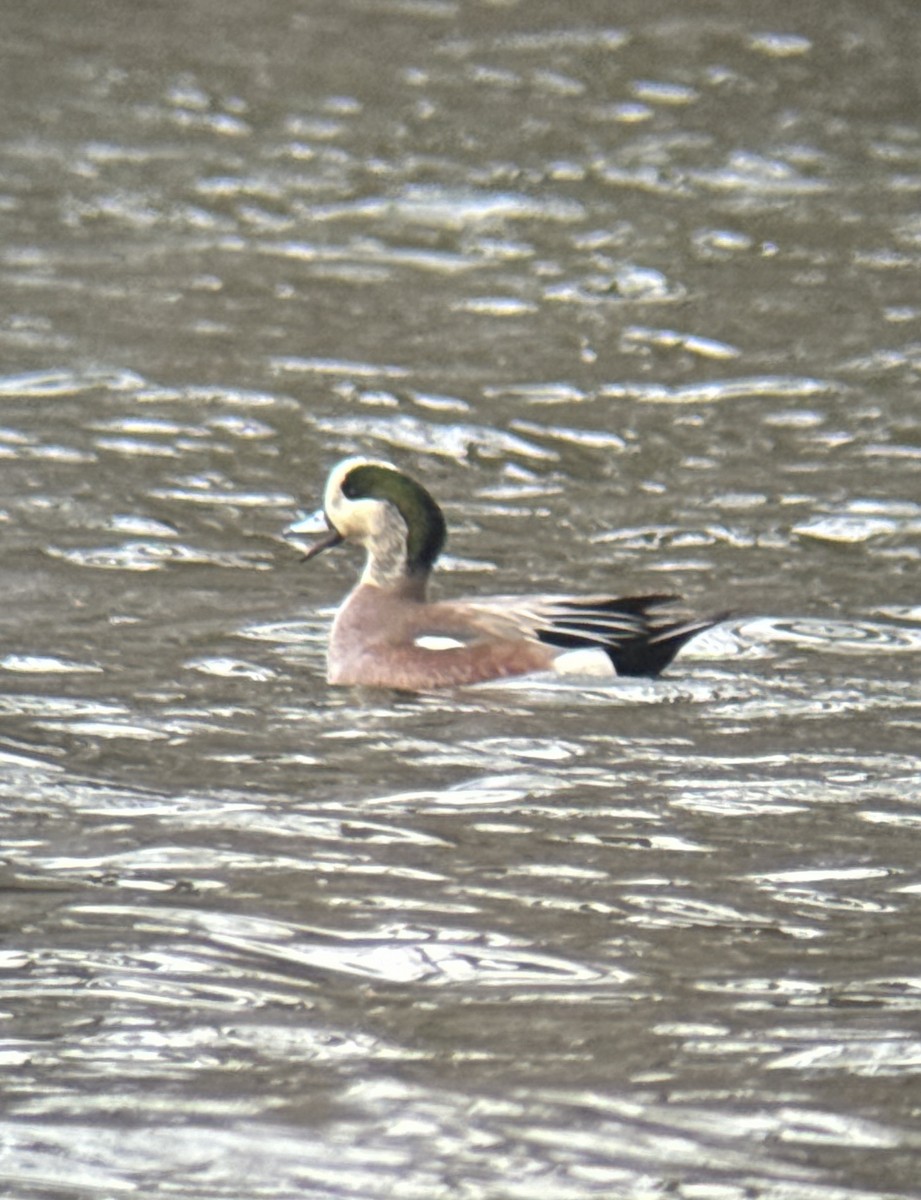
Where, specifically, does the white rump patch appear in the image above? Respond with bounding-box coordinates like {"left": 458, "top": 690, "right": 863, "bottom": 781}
{"left": 552, "top": 647, "right": 616, "bottom": 678}
{"left": 414, "top": 635, "right": 467, "bottom": 652}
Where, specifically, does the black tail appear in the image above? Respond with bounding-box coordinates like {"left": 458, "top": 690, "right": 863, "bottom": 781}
{"left": 608, "top": 617, "right": 720, "bottom": 677}
{"left": 538, "top": 595, "right": 725, "bottom": 678}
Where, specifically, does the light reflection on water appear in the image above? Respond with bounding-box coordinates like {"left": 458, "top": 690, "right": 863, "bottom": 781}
{"left": 2, "top": 0, "right": 921, "bottom": 1197}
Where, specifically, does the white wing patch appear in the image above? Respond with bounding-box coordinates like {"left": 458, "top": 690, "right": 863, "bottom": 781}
{"left": 414, "top": 635, "right": 467, "bottom": 652}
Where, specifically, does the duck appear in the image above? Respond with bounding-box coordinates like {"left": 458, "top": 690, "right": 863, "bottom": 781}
{"left": 291, "top": 457, "right": 724, "bottom": 691}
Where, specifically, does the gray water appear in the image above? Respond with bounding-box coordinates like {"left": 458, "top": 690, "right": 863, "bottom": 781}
{"left": 2, "top": 1, "right": 921, "bottom": 1197}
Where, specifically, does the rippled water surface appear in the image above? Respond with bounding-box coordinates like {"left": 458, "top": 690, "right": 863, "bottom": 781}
{"left": 2, "top": 2, "right": 921, "bottom": 1197}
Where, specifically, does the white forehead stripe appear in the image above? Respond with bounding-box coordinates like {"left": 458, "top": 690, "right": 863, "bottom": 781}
{"left": 325, "top": 456, "right": 390, "bottom": 510}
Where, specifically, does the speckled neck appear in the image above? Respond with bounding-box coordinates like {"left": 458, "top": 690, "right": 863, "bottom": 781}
{"left": 359, "top": 504, "right": 429, "bottom": 593}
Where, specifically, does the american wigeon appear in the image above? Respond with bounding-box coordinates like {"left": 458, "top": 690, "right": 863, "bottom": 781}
{"left": 292, "top": 457, "right": 723, "bottom": 690}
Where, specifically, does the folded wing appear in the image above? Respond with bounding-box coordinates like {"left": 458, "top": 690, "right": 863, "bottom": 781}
{"left": 460, "top": 592, "right": 722, "bottom": 678}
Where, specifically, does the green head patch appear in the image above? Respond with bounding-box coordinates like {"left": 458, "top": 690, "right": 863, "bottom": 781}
{"left": 341, "top": 463, "right": 446, "bottom": 572}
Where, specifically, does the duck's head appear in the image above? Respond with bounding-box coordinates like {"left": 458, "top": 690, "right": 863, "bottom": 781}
{"left": 297, "top": 458, "right": 447, "bottom": 587}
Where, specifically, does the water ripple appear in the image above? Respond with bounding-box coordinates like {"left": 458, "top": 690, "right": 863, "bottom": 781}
{"left": 311, "top": 412, "right": 558, "bottom": 461}
{"left": 742, "top": 615, "right": 921, "bottom": 655}
{"left": 0, "top": 654, "right": 103, "bottom": 675}
{"left": 66, "top": 905, "right": 610, "bottom": 990}
{"left": 0, "top": 368, "right": 145, "bottom": 396}
{"left": 47, "top": 541, "right": 266, "bottom": 571}
{"left": 599, "top": 374, "right": 839, "bottom": 404}
{"left": 321, "top": 184, "right": 586, "bottom": 227}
